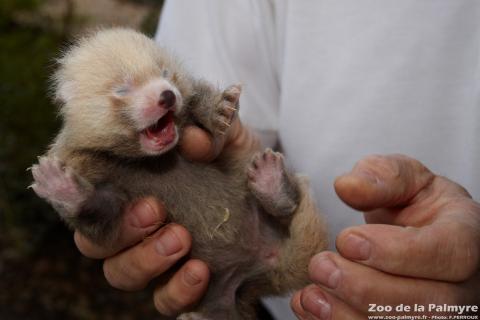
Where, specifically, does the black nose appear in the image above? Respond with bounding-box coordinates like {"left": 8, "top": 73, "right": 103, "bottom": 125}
{"left": 159, "top": 90, "right": 176, "bottom": 109}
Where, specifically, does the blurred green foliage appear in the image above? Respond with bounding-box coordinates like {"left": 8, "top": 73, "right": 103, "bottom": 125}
{"left": 0, "top": 0, "right": 63, "bottom": 257}
{"left": 0, "top": 0, "right": 164, "bottom": 258}
{"left": 0, "top": 0, "right": 40, "bottom": 26}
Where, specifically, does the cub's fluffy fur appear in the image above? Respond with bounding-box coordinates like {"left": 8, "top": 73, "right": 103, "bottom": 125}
{"left": 31, "top": 28, "right": 326, "bottom": 319}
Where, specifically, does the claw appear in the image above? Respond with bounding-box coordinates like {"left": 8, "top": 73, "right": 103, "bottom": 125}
{"left": 220, "top": 120, "right": 231, "bottom": 128}
{"left": 30, "top": 156, "right": 90, "bottom": 218}
{"left": 224, "top": 106, "right": 237, "bottom": 112}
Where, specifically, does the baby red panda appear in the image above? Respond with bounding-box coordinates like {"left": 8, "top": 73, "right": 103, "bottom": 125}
{"left": 31, "top": 28, "right": 326, "bottom": 320}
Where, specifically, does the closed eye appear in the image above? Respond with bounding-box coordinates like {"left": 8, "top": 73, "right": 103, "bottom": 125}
{"left": 113, "top": 84, "right": 130, "bottom": 98}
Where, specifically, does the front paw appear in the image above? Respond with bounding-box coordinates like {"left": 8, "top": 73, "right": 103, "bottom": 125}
{"left": 212, "top": 84, "right": 241, "bottom": 136}
{"left": 30, "top": 156, "right": 92, "bottom": 218}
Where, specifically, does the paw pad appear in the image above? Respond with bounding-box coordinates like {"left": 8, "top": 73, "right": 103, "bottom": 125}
{"left": 30, "top": 156, "right": 88, "bottom": 215}
{"left": 247, "top": 148, "right": 285, "bottom": 192}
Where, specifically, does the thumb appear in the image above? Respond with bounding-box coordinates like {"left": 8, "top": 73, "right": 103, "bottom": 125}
{"left": 179, "top": 126, "right": 216, "bottom": 162}
{"left": 334, "top": 154, "right": 434, "bottom": 211}
{"left": 179, "top": 119, "right": 259, "bottom": 162}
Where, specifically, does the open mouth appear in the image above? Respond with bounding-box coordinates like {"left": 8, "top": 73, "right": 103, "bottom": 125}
{"left": 140, "top": 111, "right": 178, "bottom": 154}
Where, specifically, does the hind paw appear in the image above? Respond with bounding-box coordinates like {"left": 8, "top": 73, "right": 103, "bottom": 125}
{"left": 248, "top": 148, "right": 285, "bottom": 194}
{"left": 248, "top": 149, "right": 299, "bottom": 217}
{"left": 30, "top": 156, "right": 92, "bottom": 218}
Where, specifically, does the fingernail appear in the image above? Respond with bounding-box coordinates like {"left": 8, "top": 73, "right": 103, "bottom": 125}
{"left": 309, "top": 255, "right": 341, "bottom": 289}
{"left": 183, "top": 267, "right": 202, "bottom": 286}
{"left": 155, "top": 227, "right": 183, "bottom": 256}
{"left": 341, "top": 233, "right": 371, "bottom": 261}
{"left": 301, "top": 288, "right": 331, "bottom": 320}
{"left": 130, "top": 200, "right": 159, "bottom": 228}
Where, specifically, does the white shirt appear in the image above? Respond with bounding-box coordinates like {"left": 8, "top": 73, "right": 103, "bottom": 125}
{"left": 156, "top": 1, "right": 480, "bottom": 319}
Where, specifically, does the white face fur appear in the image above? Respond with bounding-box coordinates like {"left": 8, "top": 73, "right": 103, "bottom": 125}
{"left": 114, "top": 76, "right": 184, "bottom": 156}
{"left": 55, "top": 29, "right": 191, "bottom": 158}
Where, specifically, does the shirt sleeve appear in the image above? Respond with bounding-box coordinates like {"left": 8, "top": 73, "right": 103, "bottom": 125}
{"left": 155, "top": 0, "right": 280, "bottom": 147}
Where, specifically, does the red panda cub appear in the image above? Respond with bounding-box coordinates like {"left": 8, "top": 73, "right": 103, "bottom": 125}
{"left": 31, "top": 28, "right": 326, "bottom": 320}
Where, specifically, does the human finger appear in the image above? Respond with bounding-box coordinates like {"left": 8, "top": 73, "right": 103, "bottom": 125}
{"left": 334, "top": 154, "right": 435, "bottom": 212}
{"left": 291, "top": 285, "right": 364, "bottom": 320}
{"left": 153, "top": 259, "right": 210, "bottom": 316}
{"left": 308, "top": 252, "right": 472, "bottom": 313}
{"left": 179, "top": 126, "right": 216, "bottom": 162}
{"left": 103, "top": 223, "right": 191, "bottom": 291}
{"left": 179, "top": 120, "right": 260, "bottom": 163}
{"left": 74, "top": 197, "right": 167, "bottom": 258}
{"left": 336, "top": 218, "right": 480, "bottom": 282}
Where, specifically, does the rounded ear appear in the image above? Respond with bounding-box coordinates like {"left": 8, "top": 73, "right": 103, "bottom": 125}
{"left": 56, "top": 80, "right": 75, "bottom": 103}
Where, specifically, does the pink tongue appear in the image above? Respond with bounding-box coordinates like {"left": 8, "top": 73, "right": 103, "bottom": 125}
{"left": 146, "top": 112, "right": 175, "bottom": 145}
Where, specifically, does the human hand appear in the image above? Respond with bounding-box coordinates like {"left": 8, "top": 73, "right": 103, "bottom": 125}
{"left": 179, "top": 119, "right": 260, "bottom": 162}
{"left": 74, "top": 119, "right": 260, "bottom": 317}
{"left": 291, "top": 154, "right": 480, "bottom": 319}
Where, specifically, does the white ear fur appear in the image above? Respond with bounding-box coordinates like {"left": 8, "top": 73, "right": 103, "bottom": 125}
{"left": 56, "top": 80, "right": 75, "bottom": 103}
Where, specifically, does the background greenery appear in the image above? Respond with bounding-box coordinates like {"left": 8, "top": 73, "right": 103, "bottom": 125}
{"left": 0, "top": 1, "right": 164, "bottom": 318}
